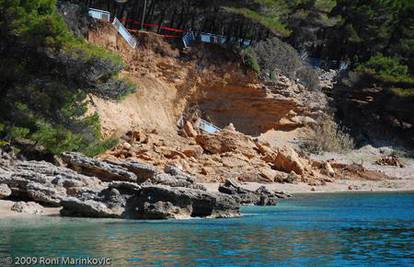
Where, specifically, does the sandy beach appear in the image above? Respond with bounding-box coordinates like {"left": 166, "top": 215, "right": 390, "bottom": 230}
{"left": 0, "top": 200, "right": 61, "bottom": 218}
{"left": 202, "top": 177, "right": 414, "bottom": 194}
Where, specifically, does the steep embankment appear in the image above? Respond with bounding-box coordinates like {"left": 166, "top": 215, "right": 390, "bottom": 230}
{"left": 88, "top": 22, "right": 325, "bottom": 139}
{"left": 84, "top": 22, "right": 389, "bottom": 186}
{"left": 87, "top": 23, "right": 182, "bottom": 137}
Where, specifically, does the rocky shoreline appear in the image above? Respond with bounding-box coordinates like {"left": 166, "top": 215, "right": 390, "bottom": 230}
{"left": 0, "top": 151, "right": 289, "bottom": 219}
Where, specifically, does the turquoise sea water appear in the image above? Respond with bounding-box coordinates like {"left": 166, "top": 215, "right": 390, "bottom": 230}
{"left": 1, "top": 192, "right": 414, "bottom": 266}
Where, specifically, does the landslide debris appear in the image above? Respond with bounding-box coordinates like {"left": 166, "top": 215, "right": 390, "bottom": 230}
{"left": 86, "top": 22, "right": 388, "bottom": 186}
{"left": 102, "top": 126, "right": 387, "bottom": 185}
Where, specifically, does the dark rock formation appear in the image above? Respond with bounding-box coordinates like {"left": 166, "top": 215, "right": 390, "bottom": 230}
{"left": 218, "top": 179, "right": 260, "bottom": 204}
{"left": 1, "top": 151, "right": 242, "bottom": 219}
{"left": 0, "top": 156, "right": 105, "bottom": 206}
{"left": 104, "top": 159, "right": 159, "bottom": 183}
{"left": 146, "top": 173, "right": 207, "bottom": 191}
{"left": 60, "top": 197, "right": 123, "bottom": 218}
{"left": 128, "top": 185, "right": 240, "bottom": 219}
{"left": 61, "top": 152, "right": 137, "bottom": 182}
{"left": 218, "top": 179, "right": 291, "bottom": 206}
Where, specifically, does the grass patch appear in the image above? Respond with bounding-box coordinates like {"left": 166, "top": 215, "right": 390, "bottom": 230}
{"left": 240, "top": 47, "right": 261, "bottom": 73}
{"left": 302, "top": 117, "right": 355, "bottom": 154}
{"left": 223, "top": 7, "right": 290, "bottom": 37}
{"left": 391, "top": 88, "right": 414, "bottom": 97}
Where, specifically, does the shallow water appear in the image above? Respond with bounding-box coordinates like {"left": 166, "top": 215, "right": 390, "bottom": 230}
{"left": 1, "top": 193, "right": 414, "bottom": 266}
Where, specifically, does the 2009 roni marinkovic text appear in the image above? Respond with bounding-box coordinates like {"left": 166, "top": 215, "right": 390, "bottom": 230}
{"left": 13, "top": 256, "right": 112, "bottom": 265}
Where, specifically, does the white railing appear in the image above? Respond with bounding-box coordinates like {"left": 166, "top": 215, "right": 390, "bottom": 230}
{"left": 88, "top": 8, "right": 111, "bottom": 22}
{"left": 112, "top": 17, "right": 137, "bottom": 48}
{"left": 182, "top": 32, "right": 195, "bottom": 48}
{"left": 196, "top": 32, "right": 251, "bottom": 47}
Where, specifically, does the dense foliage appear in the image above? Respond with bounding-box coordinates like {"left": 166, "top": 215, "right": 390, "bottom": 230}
{"left": 0, "top": 0, "right": 132, "bottom": 156}
{"left": 1, "top": 0, "right": 412, "bottom": 155}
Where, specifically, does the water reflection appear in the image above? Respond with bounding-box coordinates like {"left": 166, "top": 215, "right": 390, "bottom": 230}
{"left": 0, "top": 193, "right": 413, "bottom": 266}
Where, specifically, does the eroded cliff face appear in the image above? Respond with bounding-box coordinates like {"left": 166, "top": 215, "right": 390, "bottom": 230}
{"left": 88, "top": 22, "right": 326, "bottom": 139}
{"left": 85, "top": 22, "right": 354, "bottom": 185}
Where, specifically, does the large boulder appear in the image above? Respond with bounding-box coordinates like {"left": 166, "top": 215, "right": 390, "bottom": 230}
{"left": 1, "top": 152, "right": 242, "bottom": 220}
{"left": 104, "top": 159, "right": 159, "bottom": 183}
{"left": 218, "top": 179, "right": 259, "bottom": 204}
{"left": 26, "top": 182, "right": 66, "bottom": 207}
{"left": 61, "top": 152, "right": 137, "bottom": 182}
{"left": 60, "top": 197, "right": 123, "bottom": 218}
{"left": 218, "top": 179, "right": 291, "bottom": 206}
{"left": 0, "top": 184, "right": 11, "bottom": 199}
{"left": 273, "top": 147, "right": 306, "bottom": 175}
{"left": 0, "top": 159, "right": 105, "bottom": 205}
{"left": 195, "top": 129, "right": 257, "bottom": 158}
{"left": 145, "top": 165, "right": 206, "bottom": 190}
{"left": 128, "top": 185, "right": 240, "bottom": 219}
{"left": 11, "top": 201, "right": 44, "bottom": 215}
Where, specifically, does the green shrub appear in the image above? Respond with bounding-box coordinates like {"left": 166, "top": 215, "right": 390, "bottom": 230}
{"left": 4, "top": 0, "right": 121, "bottom": 65}
{"left": 240, "top": 48, "right": 261, "bottom": 73}
{"left": 296, "top": 67, "right": 321, "bottom": 90}
{"left": 302, "top": 117, "right": 354, "bottom": 154}
{"left": 224, "top": 6, "right": 290, "bottom": 37}
{"left": 391, "top": 88, "right": 414, "bottom": 97}
{"left": 253, "top": 37, "right": 302, "bottom": 79}
{"left": 250, "top": 37, "right": 321, "bottom": 89}
{"left": 0, "top": 0, "right": 131, "bottom": 156}
{"left": 356, "top": 54, "right": 414, "bottom": 84}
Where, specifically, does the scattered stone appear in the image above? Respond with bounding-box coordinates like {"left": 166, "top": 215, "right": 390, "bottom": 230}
{"left": 273, "top": 147, "right": 305, "bottom": 175}
{"left": 348, "top": 184, "right": 361, "bottom": 191}
{"left": 182, "top": 145, "right": 204, "bottom": 158}
{"left": 184, "top": 121, "right": 198, "bottom": 137}
{"left": 196, "top": 130, "right": 257, "bottom": 158}
{"left": 375, "top": 155, "right": 404, "bottom": 168}
{"left": 0, "top": 184, "right": 11, "bottom": 199}
{"left": 122, "top": 142, "right": 132, "bottom": 150}
{"left": 11, "top": 201, "right": 44, "bottom": 215}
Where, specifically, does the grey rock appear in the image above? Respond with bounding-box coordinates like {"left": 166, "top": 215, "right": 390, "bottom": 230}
{"left": 135, "top": 201, "right": 184, "bottom": 219}
{"left": 61, "top": 152, "right": 137, "bottom": 182}
{"left": 11, "top": 201, "right": 44, "bottom": 215}
{"left": 255, "top": 186, "right": 278, "bottom": 206}
{"left": 0, "top": 159, "right": 105, "bottom": 204}
{"left": 105, "top": 159, "right": 159, "bottom": 183}
{"left": 1, "top": 151, "right": 240, "bottom": 220}
{"left": 0, "top": 184, "right": 11, "bottom": 199}
{"left": 147, "top": 172, "right": 206, "bottom": 191}
{"left": 108, "top": 181, "right": 142, "bottom": 194}
{"left": 218, "top": 179, "right": 290, "bottom": 206}
{"left": 164, "top": 165, "right": 196, "bottom": 182}
{"left": 98, "top": 188, "right": 127, "bottom": 208}
{"left": 60, "top": 197, "right": 123, "bottom": 218}
{"left": 128, "top": 185, "right": 240, "bottom": 219}
{"left": 26, "top": 182, "right": 66, "bottom": 207}
{"left": 218, "top": 179, "right": 260, "bottom": 205}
